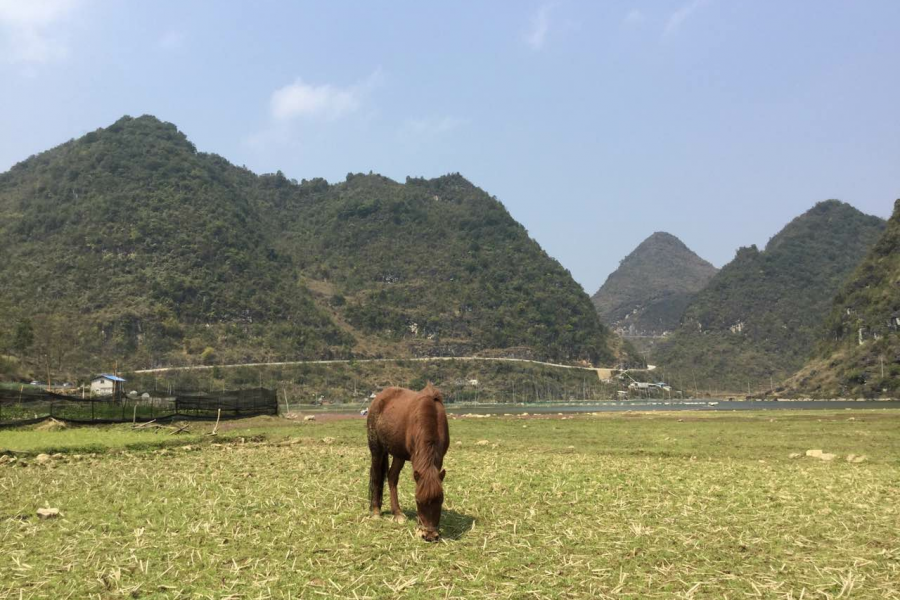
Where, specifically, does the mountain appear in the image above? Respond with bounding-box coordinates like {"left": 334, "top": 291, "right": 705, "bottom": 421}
{"left": 0, "top": 115, "right": 617, "bottom": 376}
{"left": 788, "top": 199, "right": 900, "bottom": 397}
{"left": 652, "top": 201, "right": 886, "bottom": 393}
{"left": 591, "top": 232, "right": 718, "bottom": 336}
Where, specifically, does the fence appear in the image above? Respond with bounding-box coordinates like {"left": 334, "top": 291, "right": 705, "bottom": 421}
{"left": 0, "top": 387, "right": 278, "bottom": 427}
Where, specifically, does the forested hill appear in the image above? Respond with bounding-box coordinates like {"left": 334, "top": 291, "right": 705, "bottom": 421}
{"left": 652, "top": 201, "right": 886, "bottom": 393}
{"left": 788, "top": 199, "right": 900, "bottom": 397}
{"left": 591, "top": 232, "right": 717, "bottom": 336}
{"left": 0, "top": 115, "right": 617, "bottom": 376}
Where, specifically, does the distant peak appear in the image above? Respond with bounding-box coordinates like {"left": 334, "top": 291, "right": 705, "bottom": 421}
{"left": 405, "top": 172, "right": 475, "bottom": 189}
{"left": 96, "top": 114, "right": 195, "bottom": 151}
{"left": 765, "top": 199, "right": 885, "bottom": 253}
{"left": 108, "top": 114, "right": 172, "bottom": 131}
{"left": 644, "top": 231, "right": 684, "bottom": 244}
{"left": 633, "top": 231, "right": 693, "bottom": 254}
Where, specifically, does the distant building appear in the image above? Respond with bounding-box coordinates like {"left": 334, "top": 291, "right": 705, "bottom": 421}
{"left": 91, "top": 374, "right": 126, "bottom": 397}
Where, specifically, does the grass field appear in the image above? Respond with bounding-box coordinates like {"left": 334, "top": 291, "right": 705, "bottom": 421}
{"left": 1, "top": 410, "right": 899, "bottom": 599}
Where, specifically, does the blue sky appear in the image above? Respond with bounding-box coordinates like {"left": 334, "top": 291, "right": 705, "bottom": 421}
{"left": 1, "top": 1, "right": 898, "bottom": 293}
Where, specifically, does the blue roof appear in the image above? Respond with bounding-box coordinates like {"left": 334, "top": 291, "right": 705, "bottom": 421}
{"left": 95, "top": 374, "right": 126, "bottom": 382}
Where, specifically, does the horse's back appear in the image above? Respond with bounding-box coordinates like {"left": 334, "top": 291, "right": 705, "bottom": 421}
{"left": 367, "top": 386, "right": 447, "bottom": 457}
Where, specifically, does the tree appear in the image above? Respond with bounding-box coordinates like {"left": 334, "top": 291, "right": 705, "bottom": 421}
{"left": 13, "top": 319, "right": 34, "bottom": 356}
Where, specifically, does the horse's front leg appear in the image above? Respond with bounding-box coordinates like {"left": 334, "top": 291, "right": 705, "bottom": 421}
{"left": 387, "top": 457, "right": 406, "bottom": 523}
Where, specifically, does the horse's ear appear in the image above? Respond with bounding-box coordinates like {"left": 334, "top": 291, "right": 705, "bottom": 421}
{"left": 439, "top": 469, "right": 446, "bottom": 481}
{"left": 413, "top": 470, "right": 421, "bottom": 482}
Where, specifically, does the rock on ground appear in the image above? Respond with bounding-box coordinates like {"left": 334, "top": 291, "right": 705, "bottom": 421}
{"left": 37, "top": 508, "right": 60, "bottom": 519}
{"left": 806, "top": 449, "right": 836, "bottom": 461}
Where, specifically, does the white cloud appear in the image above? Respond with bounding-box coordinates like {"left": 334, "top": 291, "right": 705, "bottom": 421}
{"left": 525, "top": 4, "right": 554, "bottom": 50}
{"left": 401, "top": 116, "right": 467, "bottom": 137}
{"left": 0, "top": 0, "right": 80, "bottom": 64}
{"left": 664, "top": 0, "right": 710, "bottom": 37}
{"left": 270, "top": 69, "right": 383, "bottom": 121}
{"left": 247, "top": 69, "right": 383, "bottom": 151}
{"left": 624, "top": 9, "right": 644, "bottom": 26}
{"left": 158, "top": 30, "right": 185, "bottom": 51}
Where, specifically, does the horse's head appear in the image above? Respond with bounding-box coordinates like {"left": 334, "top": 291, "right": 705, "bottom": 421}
{"left": 413, "top": 466, "right": 446, "bottom": 542}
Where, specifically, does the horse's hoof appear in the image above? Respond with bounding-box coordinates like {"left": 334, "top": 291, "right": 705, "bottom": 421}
{"left": 370, "top": 511, "right": 382, "bottom": 520}
{"left": 393, "top": 514, "right": 406, "bottom": 524}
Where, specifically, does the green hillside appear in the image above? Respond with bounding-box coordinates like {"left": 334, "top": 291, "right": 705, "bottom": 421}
{"left": 0, "top": 115, "right": 616, "bottom": 379}
{"left": 0, "top": 116, "right": 349, "bottom": 372}
{"left": 652, "top": 201, "right": 886, "bottom": 393}
{"left": 788, "top": 199, "right": 900, "bottom": 397}
{"left": 256, "top": 172, "right": 614, "bottom": 364}
{"left": 591, "top": 231, "right": 717, "bottom": 336}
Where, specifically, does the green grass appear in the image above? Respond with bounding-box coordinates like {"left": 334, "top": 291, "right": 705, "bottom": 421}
{"left": 1, "top": 411, "right": 899, "bottom": 598}
{"left": 0, "top": 426, "right": 205, "bottom": 455}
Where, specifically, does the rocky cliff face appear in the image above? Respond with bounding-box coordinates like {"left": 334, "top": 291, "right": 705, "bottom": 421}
{"left": 788, "top": 199, "right": 900, "bottom": 397}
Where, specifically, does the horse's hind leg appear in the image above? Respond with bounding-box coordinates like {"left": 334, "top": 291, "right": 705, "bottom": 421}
{"left": 369, "top": 447, "right": 388, "bottom": 518}
{"left": 387, "top": 457, "right": 406, "bottom": 523}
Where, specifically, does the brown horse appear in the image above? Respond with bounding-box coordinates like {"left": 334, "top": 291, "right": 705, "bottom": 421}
{"left": 367, "top": 384, "right": 449, "bottom": 541}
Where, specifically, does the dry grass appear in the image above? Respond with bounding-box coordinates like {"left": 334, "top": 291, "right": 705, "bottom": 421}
{"left": 1, "top": 411, "right": 899, "bottom": 598}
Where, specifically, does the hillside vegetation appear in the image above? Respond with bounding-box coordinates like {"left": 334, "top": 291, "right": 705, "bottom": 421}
{"left": 0, "top": 115, "right": 617, "bottom": 378}
{"left": 788, "top": 199, "right": 900, "bottom": 397}
{"left": 592, "top": 231, "right": 717, "bottom": 336}
{"left": 653, "top": 201, "right": 886, "bottom": 393}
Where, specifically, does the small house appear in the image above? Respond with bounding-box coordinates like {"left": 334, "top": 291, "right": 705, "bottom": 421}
{"left": 91, "top": 374, "right": 126, "bottom": 397}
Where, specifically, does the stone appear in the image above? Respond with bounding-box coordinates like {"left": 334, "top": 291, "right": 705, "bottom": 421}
{"left": 35, "top": 453, "right": 51, "bottom": 465}
{"left": 806, "top": 449, "right": 836, "bottom": 461}
{"left": 303, "top": 415, "right": 316, "bottom": 421}
{"left": 37, "top": 508, "right": 60, "bottom": 519}
{"left": 789, "top": 453, "right": 802, "bottom": 459}
{"left": 475, "top": 440, "right": 490, "bottom": 446}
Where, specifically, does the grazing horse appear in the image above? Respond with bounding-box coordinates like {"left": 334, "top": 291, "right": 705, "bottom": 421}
{"left": 367, "top": 384, "right": 449, "bottom": 541}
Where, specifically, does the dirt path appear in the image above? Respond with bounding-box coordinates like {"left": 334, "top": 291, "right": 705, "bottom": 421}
{"left": 133, "top": 356, "right": 616, "bottom": 379}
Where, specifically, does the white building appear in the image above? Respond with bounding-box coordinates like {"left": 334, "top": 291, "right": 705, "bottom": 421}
{"left": 90, "top": 374, "right": 126, "bottom": 397}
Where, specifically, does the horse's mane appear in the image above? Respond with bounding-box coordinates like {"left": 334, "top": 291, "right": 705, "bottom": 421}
{"left": 412, "top": 387, "right": 445, "bottom": 504}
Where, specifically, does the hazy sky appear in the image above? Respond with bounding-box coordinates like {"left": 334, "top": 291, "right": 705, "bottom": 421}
{"left": 2, "top": 1, "right": 898, "bottom": 293}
